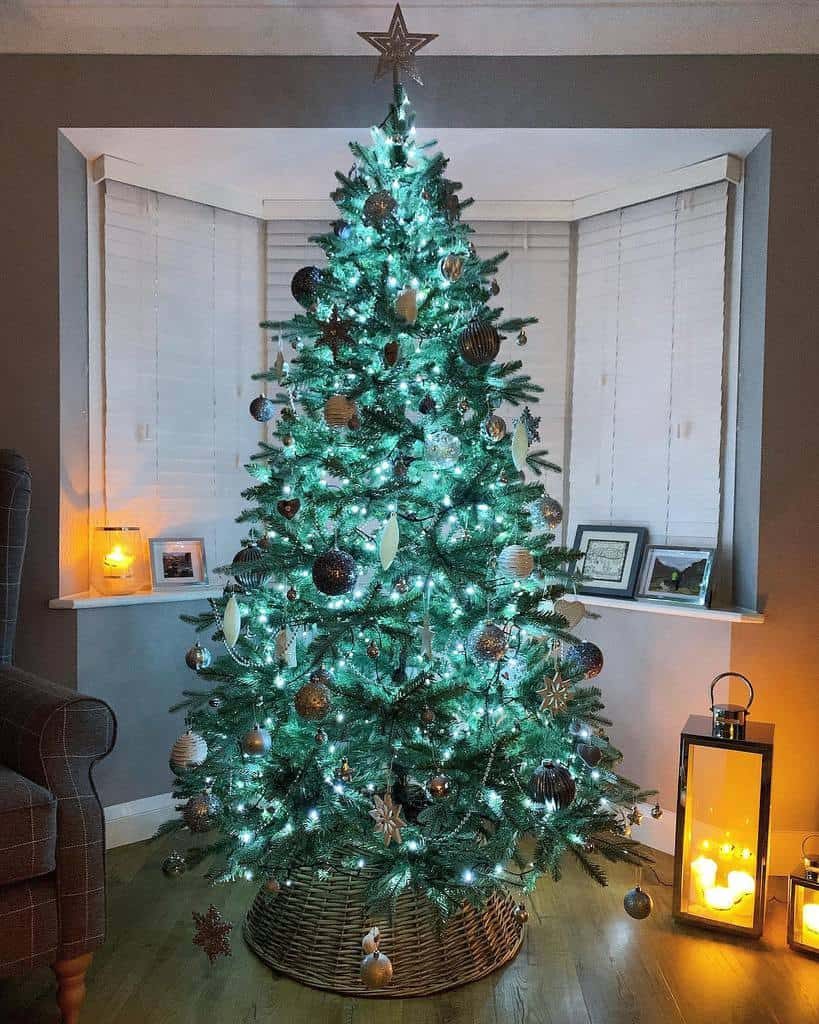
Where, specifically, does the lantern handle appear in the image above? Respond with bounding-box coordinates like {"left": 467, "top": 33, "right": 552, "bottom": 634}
{"left": 801, "top": 833, "right": 819, "bottom": 859}
{"left": 709, "top": 672, "right": 754, "bottom": 712}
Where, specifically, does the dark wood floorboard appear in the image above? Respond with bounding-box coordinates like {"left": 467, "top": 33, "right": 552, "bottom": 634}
{"left": 1, "top": 835, "right": 817, "bottom": 1024}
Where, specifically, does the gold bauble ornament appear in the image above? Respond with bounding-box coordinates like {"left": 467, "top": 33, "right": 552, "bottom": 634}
{"left": 427, "top": 774, "right": 452, "bottom": 799}
{"left": 440, "top": 253, "right": 464, "bottom": 282}
{"left": 395, "top": 287, "right": 418, "bottom": 324}
{"left": 361, "top": 926, "right": 380, "bottom": 955}
{"left": 517, "top": 329, "right": 528, "bottom": 347}
{"left": 360, "top": 950, "right": 393, "bottom": 989}
{"left": 420, "top": 704, "right": 436, "bottom": 726}
{"left": 467, "top": 621, "right": 507, "bottom": 662}
{"left": 459, "top": 318, "right": 501, "bottom": 366}
{"left": 366, "top": 640, "right": 380, "bottom": 659}
{"left": 241, "top": 723, "right": 272, "bottom": 757}
{"left": 513, "top": 903, "right": 529, "bottom": 925}
{"left": 650, "top": 802, "right": 664, "bottom": 820}
{"left": 497, "top": 544, "right": 535, "bottom": 580}
{"left": 294, "top": 678, "right": 331, "bottom": 720}
{"left": 264, "top": 877, "right": 281, "bottom": 894}
{"left": 383, "top": 339, "right": 400, "bottom": 366}
{"left": 324, "top": 395, "right": 357, "bottom": 428}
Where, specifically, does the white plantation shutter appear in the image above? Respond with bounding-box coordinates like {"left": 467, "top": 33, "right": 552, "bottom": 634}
{"left": 102, "top": 180, "right": 265, "bottom": 571}
{"left": 471, "top": 222, "right": 572, "bottom": 529}
{"left": 569, "top": 181, "right": 729, "bottom": 548}
{"left": 265, "top": 220, "right": 326, "bottom": 322}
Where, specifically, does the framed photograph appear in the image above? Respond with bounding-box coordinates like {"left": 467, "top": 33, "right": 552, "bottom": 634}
{"left": 149, "top": 537, "right": 209, "bottom": 589}
{"left": 637, "top": 545, "right": 715, "bottom": 606}
{"left": 572, "top": 525, "right": 648, "bottom": 598}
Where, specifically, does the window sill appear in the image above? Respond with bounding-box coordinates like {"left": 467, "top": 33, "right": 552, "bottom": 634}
{"left": 578, "top": 593, "right": 764, "bottom": 624}
{"left": 49, "top": 587, "right": 223, "bottom": 610}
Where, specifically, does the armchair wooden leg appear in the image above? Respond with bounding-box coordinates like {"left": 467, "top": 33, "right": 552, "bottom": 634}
{"left": 52, "top": 953, "right": 93, "bottom": 1024}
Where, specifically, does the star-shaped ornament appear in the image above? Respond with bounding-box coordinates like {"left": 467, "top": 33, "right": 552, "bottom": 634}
{"left": 318, "top": 306, "right": 355, "bottom": 361}
{"left": 358, "top": 4, "right": 438, "bottom": 86}
{"left": 537, "top": 670, "right": 572, "bottom": 715}
{"left": 192, "top": 905, "right": 233, "bottom": 964}
{"left": 369, "top": 791, "right": 407, "bottom": 846}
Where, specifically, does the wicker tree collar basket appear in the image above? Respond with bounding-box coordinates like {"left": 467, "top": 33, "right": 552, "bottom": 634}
{"left": 244, "top": 864, "right": 524, "bottom": 998}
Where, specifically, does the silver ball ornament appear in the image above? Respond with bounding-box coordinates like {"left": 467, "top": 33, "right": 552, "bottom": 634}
{"left": 169, "top": 730, "right": 208, "bottom": 775}
{"left": 424, "top": 430, "right": 461, "bottom": 469}
{"left": 185, "top": 641, "right": 212, "bottom": 672}
{"left": 530, "top": 495, "right": 563, "bottom": 530}
{"left": 161, "top": 851, "right": 187, "bottom": 878}
{"left": 624, "top": 885, "right": 654, "bottom": 920}
{"left": 497, "top": 544, "right": 535, "bottom": 580}
{"left": 183, "top": 790, "right": 222, "bottom": 833}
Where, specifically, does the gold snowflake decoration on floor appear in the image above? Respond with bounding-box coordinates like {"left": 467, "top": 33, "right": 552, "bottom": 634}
{"left": 369, "top": 792, "right": 406, "bottom": 846}
{"left": 537, "top": 670, "right": 572, "bottom": 715}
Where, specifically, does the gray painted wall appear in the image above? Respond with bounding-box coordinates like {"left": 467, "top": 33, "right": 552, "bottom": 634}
{"left": 76, "top": 601, "right": 212, "bottom": 806}
{"left": 1, "top": 55, "right": 816, "bottom": 841}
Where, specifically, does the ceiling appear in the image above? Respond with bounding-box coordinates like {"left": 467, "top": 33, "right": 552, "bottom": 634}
{"left": 4, "top": 1, "right": 819, "bottom": 55}
{"left": 63, "top": 127, "right": 768, "bottom": 211}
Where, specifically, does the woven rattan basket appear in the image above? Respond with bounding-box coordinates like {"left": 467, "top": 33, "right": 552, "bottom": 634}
{"left": 243, "top": 865, "right": 524, "bottom": 998}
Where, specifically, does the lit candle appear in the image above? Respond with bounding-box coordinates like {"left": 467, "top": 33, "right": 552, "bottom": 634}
{"left": 803, "top": 904, "right": 819, "bottom": 934}
{"left": 691, "top": 856, "right": 718, "bottom": 890}
{"left": 727, "top": 871, "right": 755, "bottom": 898}
{"left": 103, "top": 544, "right": 134, "bottom": 575}
{"left": 704, "top": 886, "right": 736, "bottom": 911}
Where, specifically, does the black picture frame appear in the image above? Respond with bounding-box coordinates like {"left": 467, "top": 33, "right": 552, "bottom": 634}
{"left": 572, "top": 524, "right": 648, "bottom": 598}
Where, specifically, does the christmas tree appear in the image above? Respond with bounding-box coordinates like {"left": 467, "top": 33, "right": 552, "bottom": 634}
{"left": 165, "top": 11, "right": 651, "bottom": 941}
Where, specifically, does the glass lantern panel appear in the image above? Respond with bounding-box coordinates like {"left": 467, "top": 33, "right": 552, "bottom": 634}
{"left": 793, "top": 883, "right": 819, "bottom": 952}
{"left": 680, "top": 744, "right": 761, "bottom": 929}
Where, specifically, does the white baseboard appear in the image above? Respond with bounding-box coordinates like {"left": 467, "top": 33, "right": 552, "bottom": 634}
{"left": 104, "top": 792, "right": 177, "bottom": 849}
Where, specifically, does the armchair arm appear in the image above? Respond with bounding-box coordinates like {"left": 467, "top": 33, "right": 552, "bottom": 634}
{"left": 0, "top": 666, "right": 117, "bottom": 959}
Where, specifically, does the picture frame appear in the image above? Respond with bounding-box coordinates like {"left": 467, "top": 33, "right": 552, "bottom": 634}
{"left": 636, "top": 545, "right": 715, "bottom": 606}
{"left": 572, "top": 525, "right": 648, "bottom": 598}
{"left": 149, "top": 537, "right": 209, "bottom": 589}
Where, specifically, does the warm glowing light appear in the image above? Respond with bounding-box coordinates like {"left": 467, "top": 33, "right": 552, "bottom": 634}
{"left": 727, "top": 871, "right": 756, "bottom": 898}
{"left": 691, "top": 856, "right": 718, "bottom": 890}
{"left": 719, "top": 842, "right": 735, "bottom": 857}
{"left": 102, "top": 544, "right": 134, "bottom": 573}
{"left": 704, "top": 886, "right": 736, "bottom": 911}
{"left": 701, "top": 840, "right": 711, "bottom": 851}
{"left": 802, "top": 904, "right": 819, "bottom": 934}
{"left": 740, "top": 847, "right": 753, "bottom": 861}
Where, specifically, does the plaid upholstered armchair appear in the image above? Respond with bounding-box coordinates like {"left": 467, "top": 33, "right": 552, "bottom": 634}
{"left": 0, "top": 450, "right": 116, "bottom": 1023}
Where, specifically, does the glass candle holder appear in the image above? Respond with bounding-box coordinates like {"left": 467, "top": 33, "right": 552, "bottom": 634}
{"left": 92, "top": 526, "right": 147, "bottom": 596}
{"left": 788, "top": 835, "right": 819, "bottom": 957}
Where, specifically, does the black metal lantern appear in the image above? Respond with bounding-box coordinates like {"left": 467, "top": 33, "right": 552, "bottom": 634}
{"left": 672, "top": 673, "right": 774, "bottom": 938}
{"left": 787, "top": 834, "right": 819, "bottom": 956}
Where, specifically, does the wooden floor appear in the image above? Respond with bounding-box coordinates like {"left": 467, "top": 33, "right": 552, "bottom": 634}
{"left": 2, "top": 835, "right": 817, "bottom": 1024}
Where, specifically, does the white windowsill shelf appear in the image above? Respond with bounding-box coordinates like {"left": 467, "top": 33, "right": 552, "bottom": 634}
{"left": 577, "top": 593, "right": 764, "bottom": 624}
{"left": 49, "top": 587, "right": 763, "bottom": 623}
{"left": 49, "top": 587, "right": 224, "bottom": 610}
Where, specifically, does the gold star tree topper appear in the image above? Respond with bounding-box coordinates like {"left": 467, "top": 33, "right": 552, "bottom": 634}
{"left": 369, "top": 791, "right": 407, "bottom": 846}
{"left": 358, "top": 4, "right": 438, "bottom": 86}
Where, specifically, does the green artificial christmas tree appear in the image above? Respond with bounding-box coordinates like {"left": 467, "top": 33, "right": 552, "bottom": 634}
{"left": 164, "top": 5, "right": 652, "bottom": 989}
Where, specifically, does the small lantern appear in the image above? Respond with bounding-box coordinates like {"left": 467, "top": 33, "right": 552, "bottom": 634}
{"left": 672, "top": 673, "right": 774, "bottom": 937}
{"left": 787, "top": 835, "right": 819, "bottom": 956}
{"left": 92, "top": 526, "right": 147, "bottom": 596}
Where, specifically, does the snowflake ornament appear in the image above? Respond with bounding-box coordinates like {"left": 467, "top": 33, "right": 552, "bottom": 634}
{"left": 537, "top": 670, "right": 572, "bottom": 715}
{"left": 369, "top": 792, "right": 407, "bottom": 846}
{"left": 192, "top": 905, "right": 233, "bottom": 964}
